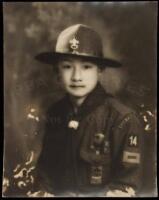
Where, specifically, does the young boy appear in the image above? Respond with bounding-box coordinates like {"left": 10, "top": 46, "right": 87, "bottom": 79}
{"left": 31, "top": 24, "right": 143, "bottom": 197}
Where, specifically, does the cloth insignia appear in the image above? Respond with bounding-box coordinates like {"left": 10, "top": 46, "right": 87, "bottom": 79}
{"left": 118, "top": 116, "right": 130, "bottom": 129}
{"left": 123, "top": 151, "right": 140, "bottom": 164}
{"left": 128, "top": 135, "right": 138, "bottom": 147}
{"left": 90, "top": 166, "right": 103, "bottom": 185}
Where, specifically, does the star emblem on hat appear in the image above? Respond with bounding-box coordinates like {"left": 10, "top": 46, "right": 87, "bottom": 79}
{"left": 69, "top": 37, "right": 79, "bottom": 53}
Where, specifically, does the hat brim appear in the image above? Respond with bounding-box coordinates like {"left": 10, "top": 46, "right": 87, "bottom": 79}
{"left": 35, "top": 52, "right": 122, "bottom": 68}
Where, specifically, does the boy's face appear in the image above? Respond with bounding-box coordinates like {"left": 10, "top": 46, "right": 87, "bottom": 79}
{"left": 58, "top": 57, "right": 101, "bottom": 98}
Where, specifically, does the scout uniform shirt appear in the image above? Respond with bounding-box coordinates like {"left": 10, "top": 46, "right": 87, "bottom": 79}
{"left": 34, "top": 82, "right": 143, "bottom": 196}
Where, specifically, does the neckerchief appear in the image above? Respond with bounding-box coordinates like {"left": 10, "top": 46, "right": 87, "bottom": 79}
{"left": 64, "top": 82, "right": 110, "bottom": 123}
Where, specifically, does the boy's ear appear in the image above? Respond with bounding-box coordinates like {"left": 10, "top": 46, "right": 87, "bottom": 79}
{"left": 52, "top": 65, "right": 61, "bottom": 80}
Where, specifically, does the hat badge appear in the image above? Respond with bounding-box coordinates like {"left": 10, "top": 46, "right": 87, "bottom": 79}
{"left": 69, "top": 37, "right": 79, "bottom": 53}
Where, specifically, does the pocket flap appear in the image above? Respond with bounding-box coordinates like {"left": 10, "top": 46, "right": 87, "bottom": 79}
{"left": 80, "top": 149, "right": 109, "bottom": 165}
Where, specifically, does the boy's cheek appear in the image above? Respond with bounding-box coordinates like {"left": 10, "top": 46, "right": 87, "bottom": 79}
{"left": 57, "top": 72, "right": 69, "bottom": 84}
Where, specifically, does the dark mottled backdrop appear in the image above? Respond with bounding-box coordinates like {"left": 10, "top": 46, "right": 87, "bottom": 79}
{"left": 3, "top": 2, "right": 157, "bottom": 197}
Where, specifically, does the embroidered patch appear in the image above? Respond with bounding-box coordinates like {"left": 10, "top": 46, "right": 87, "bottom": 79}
{"left": 90, "top": 166, "right": 103, "bottom": 185}
{"left": 128, "top": 135, "right": 138, "bottom": 147}
{"left": 123, "top": 151, "right": 140, "bottom": 164}
{"left": 118, "top": 116, "right": 130, "bottom": 129}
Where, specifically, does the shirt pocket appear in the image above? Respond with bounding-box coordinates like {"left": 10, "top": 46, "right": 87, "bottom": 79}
{"left": 80, "top": 148, "right": 111, "bottom": 185}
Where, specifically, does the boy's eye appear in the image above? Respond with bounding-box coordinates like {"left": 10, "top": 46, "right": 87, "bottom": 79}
{"left": 83, "top": 64, "right": 93, "bottom": 69}
{"left": 61, "top": 64, "right": 72, "bottom": 69}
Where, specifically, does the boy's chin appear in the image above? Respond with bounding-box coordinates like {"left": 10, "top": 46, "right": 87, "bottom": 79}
{"left": 68, "top": 92, "right": 89, "bottom": 99}
{"left": 66, "top": 86, "right": 97, "bottom": 99}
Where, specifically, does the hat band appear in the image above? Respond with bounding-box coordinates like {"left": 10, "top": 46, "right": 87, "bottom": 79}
{"left": 56, "top": 49, "right": 103, "bottom": 58}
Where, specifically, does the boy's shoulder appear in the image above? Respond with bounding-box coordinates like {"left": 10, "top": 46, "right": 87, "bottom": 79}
{"left": 105, "top": 95, "right": 135, "bottom": 117}
{"left": 104, "top": 95, "right": 141, "bottom": 129}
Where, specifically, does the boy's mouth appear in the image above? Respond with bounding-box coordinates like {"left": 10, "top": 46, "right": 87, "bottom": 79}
{"left": 70, "top": 85, "right": 85, "bottom": 88}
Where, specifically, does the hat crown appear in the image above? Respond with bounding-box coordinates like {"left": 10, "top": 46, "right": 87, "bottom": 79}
{"left": 55, "top": 24, "right": 103, "bottom": 57}
{"left": 35, "top": 24, "right": 122, "bottom": 68}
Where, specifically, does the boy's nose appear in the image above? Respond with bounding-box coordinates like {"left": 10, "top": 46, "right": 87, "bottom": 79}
{"left": 71, "top": 67, "right": 82, "bottom": 82}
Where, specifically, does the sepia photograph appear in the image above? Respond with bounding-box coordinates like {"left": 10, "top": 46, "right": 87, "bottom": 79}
{"left": 3, "top": 2, "right": 157, "bottom": 197}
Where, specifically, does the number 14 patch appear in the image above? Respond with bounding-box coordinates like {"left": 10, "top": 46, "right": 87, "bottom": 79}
{"left": 128, "top": 135, "right": 138, "bottom": 147}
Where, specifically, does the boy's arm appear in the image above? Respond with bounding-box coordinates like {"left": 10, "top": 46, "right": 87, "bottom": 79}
{"left": 106, "top": 113, "right": 144, "bottom": 197}
{"left": 29, "top": 110, "right": 56, "bottom": 196}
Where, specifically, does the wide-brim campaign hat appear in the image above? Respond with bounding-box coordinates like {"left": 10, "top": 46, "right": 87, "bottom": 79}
{"left": 35, "top": 24, "right": 122, "bottom": 68}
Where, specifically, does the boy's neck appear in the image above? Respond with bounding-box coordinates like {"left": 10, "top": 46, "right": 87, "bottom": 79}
{"left": 69, "top": 95, "right": 87, "bottom": 112}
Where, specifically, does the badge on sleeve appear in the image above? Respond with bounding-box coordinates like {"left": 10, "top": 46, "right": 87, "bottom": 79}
{"left": 128, "top": 135, "right": 138, "bottom": 147}
{"left": 118, "top": 115, "right": 130, "bottom": 129}
{"left": 123, "top": 151, "right": 140, "bottom": 164}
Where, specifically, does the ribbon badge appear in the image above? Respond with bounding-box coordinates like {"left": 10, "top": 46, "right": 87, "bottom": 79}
{"left": 69, "top": 37, "right": 79, "bottom": 53}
